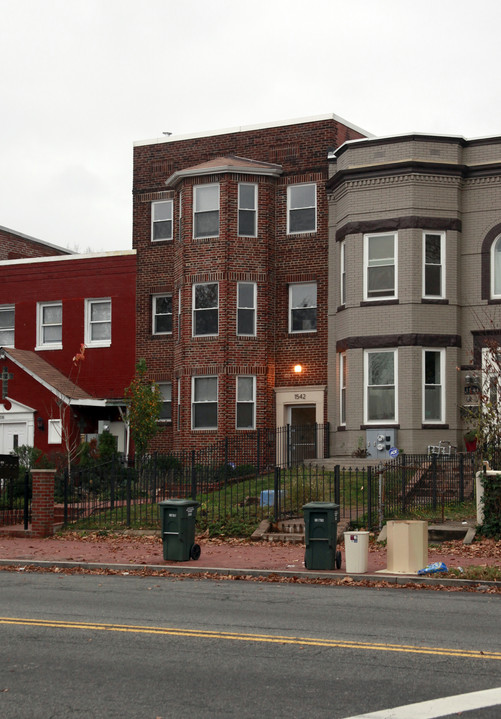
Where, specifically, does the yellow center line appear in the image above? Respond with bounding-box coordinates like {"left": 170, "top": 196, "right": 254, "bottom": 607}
{"left": 1, "top": 617, "right": 500, "bottom": 660}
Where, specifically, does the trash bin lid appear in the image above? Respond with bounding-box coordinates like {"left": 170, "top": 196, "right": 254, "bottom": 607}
{"left": 302, "top": 502, "right": 339, "bottom": 511}
{"left": 158, "top": 498, "right": 200, "bottom": 508}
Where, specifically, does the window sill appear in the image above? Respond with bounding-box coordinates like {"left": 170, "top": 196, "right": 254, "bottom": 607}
{"left": 152, "top": 333, "right": 173, "bottom": 339}
{"left": 35, "top": 344, "right": 63, "bottom": 351}
{"left": 85, "top": 341, "right": 112, "bottom": 349}
{"left": 336, "top": 305, "right": 346, "bottom": 312}
{"left": 360, "top": 299, "right": 399, "bottom": 307}
{"left": 421, "top": 298, "right": 449, "bottom": 304}
{"left": 421, "top": 423, "right": 449, "bottom": 429}
{"left": 360, "top": 423, "right": 400, "bottom": 429}
{"left": 337, "top": 425, "right": 346, "bottom": 431}
{"left": 288, "top": 330, "right": 318, "bottom": 335}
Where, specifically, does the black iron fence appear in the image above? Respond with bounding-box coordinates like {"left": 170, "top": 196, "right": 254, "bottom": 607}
{"left": 0, "top": 455, "right": 30, "bottom": 529}
{"left": 56, "top": 449, "right": 479, "bottom": 533}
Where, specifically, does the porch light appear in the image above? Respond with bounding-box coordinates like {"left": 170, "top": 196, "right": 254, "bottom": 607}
{"left": 37, "top": 416, "right": 45, "bottom": 431}
{"left": 294, "top": 364, "right": 303, "bottom": 374}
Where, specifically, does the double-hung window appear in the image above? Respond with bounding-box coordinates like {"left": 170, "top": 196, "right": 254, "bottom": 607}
{"left": 340, "top": 352, "right": 347, "bottom": 426}
{"left": 365, "top": 349, "right": 397, "bottom": 423}
{"left": 193, "top": 184, "right": 219, "bottom": 238}
{"left": 340, "top": 241, "right": 346, "bottom": 306}
{"left": 236, "top": 376, "right": 256, "bottom": 429}
{"left": 287, "top": 183, "right": 317, "bottom": 234}
{"left": 158, "top": 382, "right": 172, "bottom": 421}
{"left": 192, "top": 376, "right": 218, "bottom": 429}
{"left": 85, "top": 298, "right": 111, "bottom": 347}
{"left": 423, "top": 232, "right": 445, "bottom": 298}
{"left": 364, "top": 233, "right": 397, "bottom": 300}
{"left": 37, "top": 302, "right": 62, "bottom": 349}
{"left": 237, "top": 282, "right": 256, "bottom": 336}
{"left": 289, "top": 283, "right": 317, "bottom": 333}
{"left": 0, "top": 305, "right": 15, "bottom": 347}
{"left": 423, "top": 349, "right": 444, "bottom": 423}
{"left": 491, "top": 236, "right": 501, "bottom": 298}
{"left": 193, "top": 283, "right": 218, "bottom": 336}
{"left": 238, "top": 183, "right": 257, "bottom": 236}
{"left": 151, "top": 200, "right": 173, "bottom": 241}
{"left": 152, "top": 294, "right": 172, "bottom": 335}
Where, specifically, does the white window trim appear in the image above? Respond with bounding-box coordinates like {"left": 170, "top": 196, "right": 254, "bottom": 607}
{"left": 364, "top": 349, "right": 398, "bottom": 425}
{"left": 422, "top": 348, "right": 445, "bottom": 424}
{"left": 193, "top": 184, "right": 220, "bottom": 239}
{"left": 192, "top": 282, "right": 219, "bottom": 337}
{"left": 191, "top": 375, "right": 218, "bottom": 430}
{"left": 363, "top": 233, "right": 398, "bottom": 301}
{"left": 151, "top": 199, "right": 173, "bottom": 242}
{"left": 491, "top": 235, "right": 501, "bottom": 299}
{"left": 48, "top": 418, "right": 62, "bottom": 444}
{"left": 177, "top": 287, "right": 181, "bottom": 341}
{"left": 236, "top": 282, "right": 257, "bottom": 337}
{"left": 158, "top": 382, "right": 172, "bottom": 422}
{"left": 0, "top": 304, "right": 15, "bottom": 348}
{"left": 288, "top": 282, "right": 317, "bottom": 334}
{"left": 340, "top": 241, "right": 346, "bottom": 306}
{"left": 236, "top": 375, "right": 256, "bottom": 430}
{"left": 152, "top": 293, "right": 173, "bottom": 336}
{"left": 422, "top": 231, "right": 446, "bottom": 299}
{"left": 238, "top": 183, "right": 258, "bottom": 237}
{"left": 340, "top": 352, "right": 347, "bottom": 426}
{"left": 287, "top": 183, "right": 317, "bottom": 235}
{"left": 177, "top": 377, "right": 181, "bottom": 431}
{"left": 84, "top": 298, "right": 111, "bottom": 348}
{"left": 36, "top": 301, "right": 63, "bottom": 351}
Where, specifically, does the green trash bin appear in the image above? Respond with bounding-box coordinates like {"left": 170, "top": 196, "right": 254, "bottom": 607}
{"left": 303, "top": 501, "right": 341, "bottom": 570}
{"left": 158, "top": 499, "right": 201, "bottom": 561}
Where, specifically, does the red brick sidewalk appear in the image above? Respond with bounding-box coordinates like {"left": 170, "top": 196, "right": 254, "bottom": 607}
{"left": 0, "top": 532, "right": 499, "bottom": 574}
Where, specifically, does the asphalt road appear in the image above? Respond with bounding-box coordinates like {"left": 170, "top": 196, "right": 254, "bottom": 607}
{"left": 1, "top": 572, "right": 500, "bottom": 718}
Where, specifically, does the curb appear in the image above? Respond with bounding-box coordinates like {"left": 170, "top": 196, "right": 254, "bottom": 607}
{"left": 0, "top": 558, "right": 498, "bottom": 589}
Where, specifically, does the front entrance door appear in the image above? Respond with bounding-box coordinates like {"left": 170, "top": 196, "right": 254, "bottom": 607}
{"left": 0, "top": 422, "right": 27, "bottom": 453}
{"left": 288, "top": 405, "right": 317, "bottom": 463}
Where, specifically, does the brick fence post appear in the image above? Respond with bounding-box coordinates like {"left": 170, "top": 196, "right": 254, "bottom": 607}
{"left": 31, "top": 469, "right": 56, "bottom": 538}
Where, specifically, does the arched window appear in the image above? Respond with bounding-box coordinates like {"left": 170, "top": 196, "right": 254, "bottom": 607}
{"left": 491, "top": 235, "right": 501, "bottom": 298}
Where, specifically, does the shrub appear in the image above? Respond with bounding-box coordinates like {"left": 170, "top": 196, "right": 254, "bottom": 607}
{"left": 479, "top": 472, "right": 501, "bottom": 538}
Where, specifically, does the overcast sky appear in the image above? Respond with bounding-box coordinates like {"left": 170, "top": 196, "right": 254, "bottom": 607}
{"left": 1, "top": 0, "right": 500, "bottom": 254}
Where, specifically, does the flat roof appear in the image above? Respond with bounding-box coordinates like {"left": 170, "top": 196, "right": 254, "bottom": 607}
{"left": 0, "top": 249, "right": 136, "bottom": 268}
{"left": 134, "top": 113, "right": 374, "bottom": 147}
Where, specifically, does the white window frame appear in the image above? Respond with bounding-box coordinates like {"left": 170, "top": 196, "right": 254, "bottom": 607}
{"left": 36, "top": 301, "right": 63, "bottom": 350}
{"left": 192, "top": 282, "right": 219, "bottom": 337}
{"left": 423, "top": 231, "right": 445, "bottom": 299}
{"left": 193, "top": 184, "right": 220, "bottom": 239}
{"left": 238, "top": 183, "right": 257, "bottom": 237}
{"left": 151, "top": 200, "right": 173, "bottom": 242}
{"left": 237, "top": 282, "right": 256, "bottom": 336}
{"left": 340, "top": 241, "right": 346, "bottom": 306}
{"left": 236, "top": 375, "right": 256, "bottom": 430}
{"left": 158, "top": 382, "right": 172, "bottom": 422}
{"left": 482, "top": 347, "right": 501, "bottom": 411}
{"left": 177, "top": 287, "right": 181, "bottom": 341}
{"left": 287, "top": 183, "right": 317, "bottom": 234}
{"left": 178, "top": 190, "right": 183, "bottom": 241}
{"left": 0, "top": 304, "right": 15, "bottom": 347}
{"left": 152, "top": 294, "right": 173, "bottom": 335}
{"left": 191, "top": 376, "right": 218, "bottom": 430}
{"left": 422, "top": 348, "right": 445, "bottom": 424}
{"left": 363, "top": 233, "right": 397, "bottom": 301}
{"left": 289, "top": 282, "right": 317, "bottom": 334}
{"left": 491, "top": 235, "right": 501, "bottom": 299}
{"left": 48, "top": 418, "right": 62, "bottom": 444}
{"left": 364, "top": 349, "right": 398, "bottom": 424}
{"left": 85, "top": 298, "right": 111, "bottom": 348}
{"left": 177, "top": 377, "right": 181, "bottom": 431}
{"left": 340, "top": 352, "right": 347, "bottom": 426}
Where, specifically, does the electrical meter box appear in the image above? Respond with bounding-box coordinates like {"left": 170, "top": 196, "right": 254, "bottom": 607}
{"left": 366, "top": 429, "right": 397, "bottom": 459}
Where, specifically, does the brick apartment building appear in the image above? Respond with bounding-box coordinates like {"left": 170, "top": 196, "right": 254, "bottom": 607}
{"left": 0, "top": 250, "right": 136, "bottom": 456}
{"left": 133, "top": 115, "right": 368, "bottom": 455}
{"left": 327, "top": 132, "right": 501, "bottom": 456}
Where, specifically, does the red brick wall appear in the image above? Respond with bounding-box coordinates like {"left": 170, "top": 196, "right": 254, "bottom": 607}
{"left": 133, "top": 118, "right": 366, "bottom": 452}
{"left": 31, "top": 469, "right": 55, "bottom": 537}
{"left": 0, "top": 227, "right": 71, "bottom": 260}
